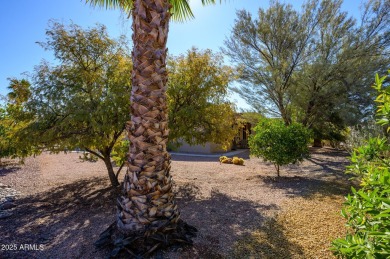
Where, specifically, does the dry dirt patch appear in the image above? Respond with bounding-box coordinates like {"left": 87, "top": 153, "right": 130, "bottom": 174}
{"left": 0, "top": 148, "right": 352, "bottom": 258}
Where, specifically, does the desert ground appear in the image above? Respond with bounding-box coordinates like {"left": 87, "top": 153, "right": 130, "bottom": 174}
{"left": 0, "top": 147, "right": 353, "bottom": 258}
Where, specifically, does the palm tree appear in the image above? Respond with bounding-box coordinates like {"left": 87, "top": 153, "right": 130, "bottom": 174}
{"left": 87, "top": 0, "right": 218, "bottom": 256}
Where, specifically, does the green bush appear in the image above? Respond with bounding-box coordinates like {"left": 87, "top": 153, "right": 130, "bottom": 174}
{"left": 331, "top": 71, "right": 390, "bottom": 258}
{"left": 249, "top": 118, "right": 311, "bottom": 176}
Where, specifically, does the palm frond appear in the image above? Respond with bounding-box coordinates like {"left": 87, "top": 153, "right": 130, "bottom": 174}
{"left": 201, "top": 0, "right": 218, "bottom": 4}
{"left": 170, "top": 0, "right": 194, "bottom": 22}
{"left": 170, "top": 0, "right": 224, "bottom": 22}
{"left": 85, "top": 0, "right": 133, "bottom": 13}
{"left": 85, "top": 0, "right": 223, "bottom": 22}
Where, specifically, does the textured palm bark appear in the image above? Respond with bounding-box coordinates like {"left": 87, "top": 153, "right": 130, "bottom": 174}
{"left": 117, "top": 0, "right": 180, "bottom": 235}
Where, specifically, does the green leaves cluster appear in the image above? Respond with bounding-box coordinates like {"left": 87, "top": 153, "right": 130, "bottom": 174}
{"left": 167, "top": 47, "right": 237, "bottom": 150}
{"left": 331, "top": 71, "right": 390, "bottom": 258}
{"left": 248, "top": 118, "right": 311, "bottom": 176}
{"left": 0, "top": 79, "right": 37, "bottom": 161}
{"left": 6, "top": 22, "right": 132, "bottom": 186}
{"left": 374, "top": 73, "right": 390, "bottom": 128}
{"left": 0, "top": 106, "right": 17, "bottom": 161}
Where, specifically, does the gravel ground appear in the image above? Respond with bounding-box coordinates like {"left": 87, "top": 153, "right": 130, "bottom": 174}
{"left": 0, "top": 148, "right": 352, "bottom": 258}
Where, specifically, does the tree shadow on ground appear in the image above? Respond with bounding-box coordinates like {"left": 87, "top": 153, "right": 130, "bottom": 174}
{"left": 258, "top": 175, "right": 352, "bottom": 198}
{"left": 309, "top": 147, "right": 349, "bottom": 157}
{"left": 0, "top": 178, "right": 302, "bottom": 259}
{"left": 230, "top": 217, "right": 304, "bottom": 259}
{"left": 295, "top": 147, "right": 350, "bottom": 178}
{"left": 0, "top": 161, "right": 22, "bottom": 176}
{"left": 248, "top": 147, "right": 355, "bottom": 199}
{"left": 0, "top": 177, "right": 118, "bottom": 259}
{"left": 305, "top": 156, "right": 350, "bottom": 179}
{"left": 169, "top": 183, "right": 303, "bottom": 259}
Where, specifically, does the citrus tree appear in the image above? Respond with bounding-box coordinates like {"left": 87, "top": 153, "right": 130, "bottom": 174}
{"left": 249, "top": 118, "right": 311, "bottom": 176}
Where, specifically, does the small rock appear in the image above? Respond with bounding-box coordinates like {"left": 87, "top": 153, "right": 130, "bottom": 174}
{"left": 0, "top": 211, "right": 13, "bottom": 219}
{"left": 0, "top": 201, "right": 16, "bottom": 210}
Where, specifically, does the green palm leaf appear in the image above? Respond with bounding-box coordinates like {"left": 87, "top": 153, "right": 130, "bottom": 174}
{"left": 86, "top": 0, "right": 221, "bottom": 21}
{"left": 170, "top": 0, "right": 194, "bottom": 22}
{"left": 85, "top": 0, "right": 133, "bottom": 13}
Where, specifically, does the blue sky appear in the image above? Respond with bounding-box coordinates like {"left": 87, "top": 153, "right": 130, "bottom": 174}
{"left": 0, "top": 0, "right": 362, "bottom": 109}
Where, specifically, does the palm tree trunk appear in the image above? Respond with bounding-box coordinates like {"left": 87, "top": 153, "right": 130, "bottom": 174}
{"left": 117, "top": 0, "right": 179, "bottom": 235}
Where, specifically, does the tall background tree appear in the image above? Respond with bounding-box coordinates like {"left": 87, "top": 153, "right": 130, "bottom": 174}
{"left": 293, "top": 0, "right": 389, "bottom": 145}
{"left": 223, "top": 0, "right": 320, "bottom": 125}
{"left": 224, "top": 0, "right": 390, "bottom": 144}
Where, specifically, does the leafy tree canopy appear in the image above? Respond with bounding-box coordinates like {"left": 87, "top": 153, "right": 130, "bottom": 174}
{"left": 0, "top": 79, "right": 37, "bottom": 162}
{"left": 8, "top": 21, "right": 132, "bottom": 186}
{"left": 167, "top": 47, "right": 237, "bottom": 150}
{"left": 224, "top": 0, "right": 390, "bottom": 143}
{"left": 6, "top": 23, "right": 239, "bottom": 185}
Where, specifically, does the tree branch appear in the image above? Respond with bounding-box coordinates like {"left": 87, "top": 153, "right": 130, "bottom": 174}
{"left": 84, "top": 147, "right": 104, "bottom": 160}
{"left": 115, "top": 161, "right": 125, "bottom": 179}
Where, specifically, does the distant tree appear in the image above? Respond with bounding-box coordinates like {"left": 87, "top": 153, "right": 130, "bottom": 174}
{"left": 293, "top": 0, "right": 389, "bottom": 145}
{"left": 223, "top": 0, "right": 321, "bottom": 125}
{"left": 0, "top": 79, "right": 36, "bottom": 162}
{"left": 224, "top": 0, "right": 390, "bottom": 144}
{"left": 167, "top": 48, "right": 237, "bottom": 150}
{"left": 0, "top": 106, "right": 15, "bottom": 162}
{"left": 9, "top": 22, "right": 132, "bottom": 187}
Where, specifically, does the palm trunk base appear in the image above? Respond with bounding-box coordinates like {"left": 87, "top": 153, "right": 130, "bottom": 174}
{"left": 95, "top": 219, "right": 197, "bottom": 258}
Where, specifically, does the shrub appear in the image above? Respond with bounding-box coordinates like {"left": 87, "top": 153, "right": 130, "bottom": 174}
{"left": 219, "top": 156, "right": 231, "bottom": 164}
{"left": 249, "top": 118, "right": 311, "bottom": 176}
{"left": 331, "top": 71, "right": 390, "bottom": 258}
{"left": 219, "top": 156, "right": 245, "bottom": 165}
{"left": 232, "top": 156, "right": 244, "bottom": 165}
